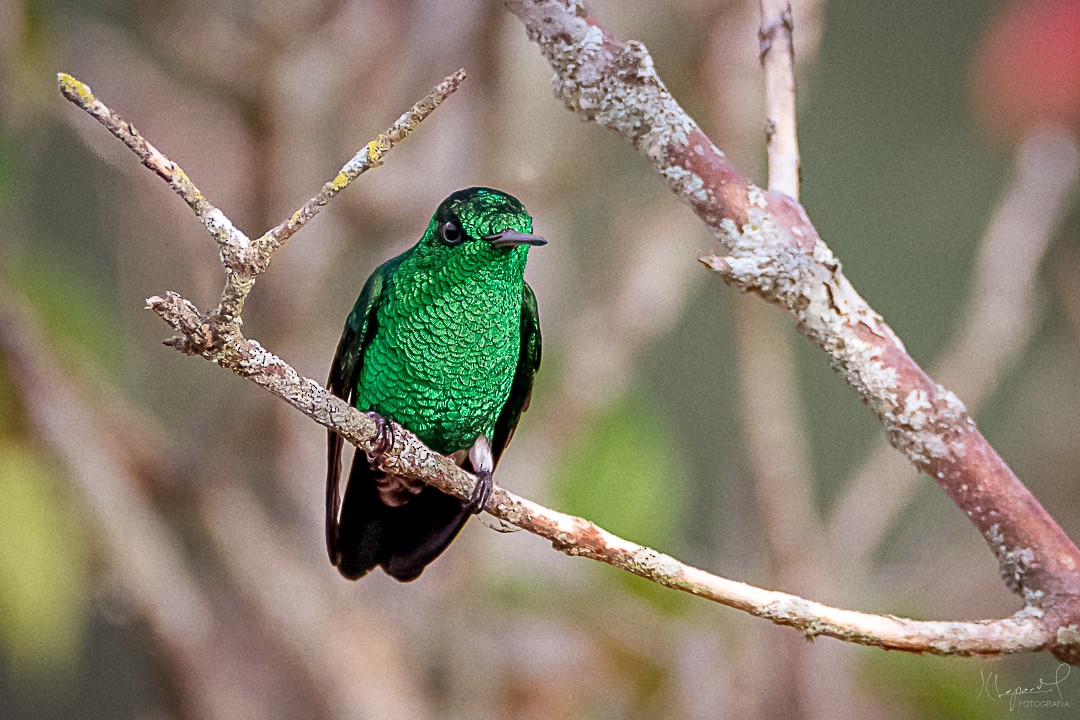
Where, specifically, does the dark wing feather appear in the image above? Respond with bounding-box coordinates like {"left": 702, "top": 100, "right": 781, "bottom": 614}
{"left": 325, "top": 255, "right": 400, "bottom": 565}
{"left": 491, "top": 282, "right": 542, "bottom": 466}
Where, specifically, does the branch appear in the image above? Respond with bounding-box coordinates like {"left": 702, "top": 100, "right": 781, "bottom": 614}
{"left": 751, "top": 8, "right": 860, "bottom": 719}
{"left": 759, "top": 0, "right": 800, "bottom": 199}
{"left": 56, "top": 52, "right": 1074, "bottom": 661}
{"left": 58, "top": 69, "right": 465, "bottom": 324}
{"left": 503, "top": 0, "right": 1080, "bottom": 663}
{"left": 830, "top": 127, "right": 1080, "bottom": 570}
{"left": 143, "top": 284, "right": 1054, "bottom": 658}
{"left": 737, "top": 0, "right": 824, "bottom": 593}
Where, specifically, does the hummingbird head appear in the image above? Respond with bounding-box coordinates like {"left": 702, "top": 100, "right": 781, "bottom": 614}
{"left": 415, "top": 187, "right": 546, "bottom": 266}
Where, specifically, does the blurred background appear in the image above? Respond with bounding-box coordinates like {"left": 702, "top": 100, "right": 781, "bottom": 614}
{"left": 2, "top": 0, "right": 1080, "bottom": 718}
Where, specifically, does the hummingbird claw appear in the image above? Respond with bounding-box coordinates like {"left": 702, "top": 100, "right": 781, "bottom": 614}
{"left": 366, "top": 412, "right": 394, "bottom": 456}
{"left": 465, "top": 469, "right": 493, "bottom": 515}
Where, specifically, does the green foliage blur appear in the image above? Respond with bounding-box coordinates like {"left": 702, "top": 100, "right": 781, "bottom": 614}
{"left": 0, "top": 443, "right": 87, "bottom": 680}
{"left": 554, "top": 392, "right": 692, "bottom": 614}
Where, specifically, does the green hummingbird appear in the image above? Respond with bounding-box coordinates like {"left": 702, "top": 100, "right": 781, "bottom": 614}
{"left": 325, "top": 187, "right": 544, "bottom": 581}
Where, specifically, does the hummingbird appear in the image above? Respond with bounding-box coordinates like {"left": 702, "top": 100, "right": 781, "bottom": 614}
{"left": 325, "top": 187, "right": 544, "bottom": 581}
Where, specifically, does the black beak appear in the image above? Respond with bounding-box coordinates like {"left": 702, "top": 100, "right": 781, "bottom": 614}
{"left": 484, "top": 230, "right": 547, "bottom": 248}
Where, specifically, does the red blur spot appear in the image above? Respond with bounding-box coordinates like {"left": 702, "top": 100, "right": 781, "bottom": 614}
{"left": 972, "top": 0, "right": 1080, "bottom": 142}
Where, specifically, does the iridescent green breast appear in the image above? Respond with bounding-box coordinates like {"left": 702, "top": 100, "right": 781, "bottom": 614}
{"left": 353, "top": 248, "right": 527, "bottom": 455}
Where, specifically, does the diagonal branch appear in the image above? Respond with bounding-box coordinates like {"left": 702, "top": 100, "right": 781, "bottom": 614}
{"left": 58, "top": 74, "right": 252, "bottom": 274}
{"left": 255, "top": 76, "right": 466, "bottom": 253}
{"left": 829, "top": 128, "right": 1080, "bottom": 569}
{"left": 56, "top": 50, "right": 1076, "bottom": 663}
{"left": 503, "top": 0, "right": 1080, "bottom": 663}
{"left": 144, "top": 288, "right": 1053, "bottom": 657}
{"left": 754, "top": 6, "right": 863, "bottom": 718}
{"left": 746, "top": 5, "right": 841, "bottom": 717}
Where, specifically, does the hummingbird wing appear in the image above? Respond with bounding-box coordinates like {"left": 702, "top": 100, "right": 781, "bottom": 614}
{"left": 491, "top": 281, "right": 542, "bottom": 466}
{"left": 325, "top": 255, "right": 400, "bottom": 567}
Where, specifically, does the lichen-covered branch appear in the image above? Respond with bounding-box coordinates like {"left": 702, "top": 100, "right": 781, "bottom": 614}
{"left": 830, "top": 128, "right": 1080, "bottom": 570}
{"left": 86, "top": 292, "right": 1065, "bottom": 658}
{"left": 129, "top": 287, "right": 1054, "bottom": 658}
{"left": 57, "top": 56, "right": 1077, "bottom": 661}
{"left": 256, "top": 69, "right": 466, "bottom": 255}
{"left": 58, "top": 73, "right": 251, "bottom": 277}
{"left": 75, "top": 300, "right": 1060, "bottom": 659}
{"left": 503, "top": 0, "right": 1080, "bottom": 663}
{"left": 58, "top": 70, "right": 465, "bottom": 324}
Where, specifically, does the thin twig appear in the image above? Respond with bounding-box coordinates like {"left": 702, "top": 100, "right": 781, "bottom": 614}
{"left": 735, "top": 300, "right": 824, "bottom": 585}
{"left": 759, "top": 0, "right": 800, "bottom": 199}
{"left": 58, "top": 69, "right": 466, "bottom": 323}
{"left": 120, "top": 287, "right": 1050, "bottom": 655}
{"left": 256, "top": 69, "right": 466, "bottom": 254}
{"left": 751, "top": 6, "right": 847, "bottom": 718}
{"left": 747, "top": 0, "right": 823, "bottom": 578}
{"left": 57, "top": 73, "right": 253, "bottom": 274}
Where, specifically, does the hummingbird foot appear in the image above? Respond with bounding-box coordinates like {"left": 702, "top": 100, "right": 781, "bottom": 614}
{"left": 465, "top": 469, "right": 494, "bottom": 515}
{"left": 464, "top": 434, "right": 495, "bottom": 514}
{"left": 365, "top": 412, "right": 394, "bottom": 456}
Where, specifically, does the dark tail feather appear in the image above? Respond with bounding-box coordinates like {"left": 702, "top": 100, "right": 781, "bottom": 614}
{"left": 334, "top": 452, "right": 388, "bottom": 580}
{"left": 381, "top": 487, "right": 471, "bottom": 581}
{"left": 334, "top": 452, "right": 473, "bottom": 582}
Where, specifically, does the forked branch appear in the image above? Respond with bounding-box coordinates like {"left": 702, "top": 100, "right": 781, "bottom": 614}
{"left": 57, "top": 11, "right": 1078, "bottom": 663}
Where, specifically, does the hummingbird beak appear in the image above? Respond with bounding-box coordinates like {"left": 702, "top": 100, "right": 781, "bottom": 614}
{"left": 484, "top": 230, "right": 547, "bottom": 248}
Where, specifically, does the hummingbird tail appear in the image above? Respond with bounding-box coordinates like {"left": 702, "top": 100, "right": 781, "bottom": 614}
{"left": 334, "top": 452, "right": 387, "bottom": 580}
{"left": 380, "top": 486, "right": 471, "bottom": 581}
{"left": 334, "top": 452, "right": 472, "bottom": 582}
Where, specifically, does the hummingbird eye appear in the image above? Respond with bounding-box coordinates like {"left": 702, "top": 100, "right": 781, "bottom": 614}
{"left": 440, "top": 221, "right": 463, "bottom": 245}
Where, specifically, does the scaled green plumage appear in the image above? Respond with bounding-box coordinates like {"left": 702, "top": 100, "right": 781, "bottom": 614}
{"left": 325, "top": 187, "right": 543, "bottom": 582}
